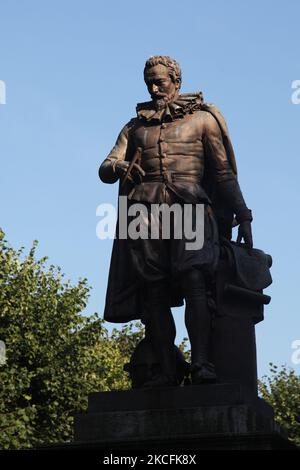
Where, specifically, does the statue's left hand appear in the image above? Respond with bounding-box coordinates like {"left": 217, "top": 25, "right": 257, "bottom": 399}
{"left": 237, "top": 221, "right": 253, "bottom": 254}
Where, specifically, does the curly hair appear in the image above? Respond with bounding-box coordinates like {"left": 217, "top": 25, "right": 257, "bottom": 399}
{"left": 144, "top": 56, "right": 182, "bottom": 87}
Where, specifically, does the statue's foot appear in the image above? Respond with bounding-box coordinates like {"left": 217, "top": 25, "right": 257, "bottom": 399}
{"left": 142, "top": 373, "right": 178, "bottom": 388}
{"left": 191, "top": 362, "right": 217, "bottom": 385}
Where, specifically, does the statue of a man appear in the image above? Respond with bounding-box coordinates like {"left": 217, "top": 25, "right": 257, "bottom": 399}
{"left": 99, "top": 56, "right": 253, "bottom": 387}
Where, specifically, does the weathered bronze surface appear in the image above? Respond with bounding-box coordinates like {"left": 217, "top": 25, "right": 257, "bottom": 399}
{"left": 99, "top": 56, "right": 257, "bottom": 388}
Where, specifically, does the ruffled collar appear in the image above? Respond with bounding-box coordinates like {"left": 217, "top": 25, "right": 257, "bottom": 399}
{"left": 136, "top": 92, "right": 204, "bottom": 123}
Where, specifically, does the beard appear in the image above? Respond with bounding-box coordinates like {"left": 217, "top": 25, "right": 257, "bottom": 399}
{"left": 152, "top": 91, "right": 177, "bottom": 111}
{"left": 154, "top": 96, "right": 169, "bottom": 111}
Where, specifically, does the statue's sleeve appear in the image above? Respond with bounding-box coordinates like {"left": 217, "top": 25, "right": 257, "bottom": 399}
{"left": 99, "top": 119, "right": 134, "bottom": 184}
{"left": 203, "top": 112, "right": 252, "bottom": 223}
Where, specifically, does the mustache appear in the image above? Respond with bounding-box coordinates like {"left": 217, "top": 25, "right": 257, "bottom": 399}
{"left": 151, "top": 91, "right": 168, "bottom": 99}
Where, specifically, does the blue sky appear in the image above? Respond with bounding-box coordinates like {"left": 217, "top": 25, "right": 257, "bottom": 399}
{"left": 0, "top": 0, "right": 299, "bottom": 378}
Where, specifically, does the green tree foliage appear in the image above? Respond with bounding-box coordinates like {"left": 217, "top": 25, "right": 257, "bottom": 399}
{"left": 0, "top": 230, "right": 144, "bottom": 449}
{"left": 259, "top": 364, "right": 300, "bottom": 446}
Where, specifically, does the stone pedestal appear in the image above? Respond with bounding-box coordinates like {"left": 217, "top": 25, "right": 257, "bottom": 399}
{"left": 73, "top": 384, "right": 295, "bottom": 450}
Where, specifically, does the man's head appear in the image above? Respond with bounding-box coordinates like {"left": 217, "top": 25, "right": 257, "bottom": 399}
{"left": 144, "top": 56, "right": 181, "bottom": 107}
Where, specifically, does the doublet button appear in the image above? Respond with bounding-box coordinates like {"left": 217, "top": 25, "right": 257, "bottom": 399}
{"left": 161, "top": 123, "right": 166, "bottom": 129}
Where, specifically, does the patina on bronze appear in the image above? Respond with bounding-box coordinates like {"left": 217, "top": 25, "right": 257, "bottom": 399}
{"left": 99, "top": 56, "right": 253, "bottom": 387}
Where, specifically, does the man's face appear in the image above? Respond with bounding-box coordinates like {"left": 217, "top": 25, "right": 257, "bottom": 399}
{"left": 144, "top": 64, "right": 179, "bottom": 104}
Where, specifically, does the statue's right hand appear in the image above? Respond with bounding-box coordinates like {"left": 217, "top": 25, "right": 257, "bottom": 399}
{"left": 114, "top": 160, "right": 130, "bottom": 179}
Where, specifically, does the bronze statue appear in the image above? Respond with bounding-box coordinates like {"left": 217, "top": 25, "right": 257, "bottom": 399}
{"left": 99, "top": 56, "right": 253, "bottom": 387}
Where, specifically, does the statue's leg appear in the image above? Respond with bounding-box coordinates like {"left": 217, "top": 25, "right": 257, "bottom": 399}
{"left": 180, "top": 268, "right": 216, "bottom": 384}
{"left": 181, "top": 269, "right": 210, "bottom": 364}
{"left": 143, "top": 280, "right": 177, "bottom": 385}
